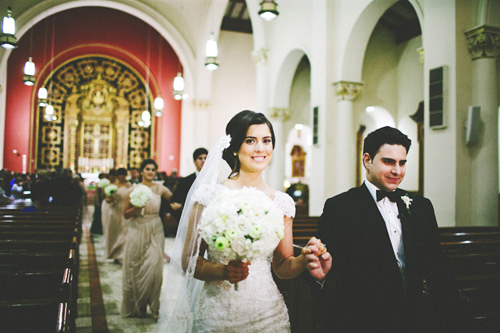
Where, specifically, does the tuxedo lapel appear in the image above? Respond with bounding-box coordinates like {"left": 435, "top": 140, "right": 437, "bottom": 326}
{"left": 354, "top": 185, "right": 398, "bottom": 260}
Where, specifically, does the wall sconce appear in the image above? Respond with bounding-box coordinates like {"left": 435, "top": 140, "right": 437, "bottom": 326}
{"left": 154, "top": 96, "right": 164, "bottom": 117}
{"left": 205, "top": 33, "right": 218, "bottom": 70}
{"left": 259, "top": 0, "right": 279, "bottom": 21}
{"left": 172, "top": 72, "right": 188, "bottom": 100}
{"left": 0, "top": 7, "right": 16, "bottom": 49}
{"left": 23, "top": 57, "right": 35, "bottom": 86}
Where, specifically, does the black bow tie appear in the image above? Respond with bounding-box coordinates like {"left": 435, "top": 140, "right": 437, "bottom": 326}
{"left": 376, "top": 190, "right": 400, "bottom": 202}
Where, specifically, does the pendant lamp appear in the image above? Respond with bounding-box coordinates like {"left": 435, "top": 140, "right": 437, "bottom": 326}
{"left": 38, "top": 87, "right": 48, "bottom": 106}
{"left": 259, "top": 1, "right": 279, "bottom": 21}
{"left": 0, "top": 7, "right": 16, "bottom": 49}
{"left": 23, "top": 57, "right": 35, "bottom": 86}
{"left": 154, "top": 96, "right": 164, "bottom": 117}
{"left": 172, "top": 72, "right": 188, "bottom": 100}
{"left": 205, "top": 33, "right": 218, "bottom": 70}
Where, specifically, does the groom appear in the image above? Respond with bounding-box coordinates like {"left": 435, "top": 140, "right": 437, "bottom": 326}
{"left": 306, "top": 126, "right": 468, "bottom": 332}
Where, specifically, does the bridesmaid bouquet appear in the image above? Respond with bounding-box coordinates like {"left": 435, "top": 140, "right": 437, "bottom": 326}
{"left": 198, "top": 187, "right": 285, "bottom": 289}
{"left": 129, "top": 184, "right": 153, "bottom": 217}
{"left": 104, "top": 184, "right": 118, "bottom": 197}
{"left": 97, "top": 178, "right": 110, "bottom": 188}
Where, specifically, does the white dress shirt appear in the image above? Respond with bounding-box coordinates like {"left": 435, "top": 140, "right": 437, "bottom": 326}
{"left": 365, "top": 180, "right": 406, "bottom": 270}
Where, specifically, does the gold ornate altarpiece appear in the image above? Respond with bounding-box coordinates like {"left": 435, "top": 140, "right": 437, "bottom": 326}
{"left": 36, "top": 56, "right": 154, "bottom": 173}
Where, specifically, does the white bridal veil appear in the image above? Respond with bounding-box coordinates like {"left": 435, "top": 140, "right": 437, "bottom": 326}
{"left": 156, "top": 135, "right": 231, "bottom": 332}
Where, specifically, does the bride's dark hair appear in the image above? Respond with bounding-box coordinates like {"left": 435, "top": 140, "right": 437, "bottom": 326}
{"left": 222, "top": 110, "right": 275, "bottom": 177}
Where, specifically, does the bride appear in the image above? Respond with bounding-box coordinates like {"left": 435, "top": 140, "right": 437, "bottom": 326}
{"left": 157, "top": 110, "right": 325, "bottom": 332}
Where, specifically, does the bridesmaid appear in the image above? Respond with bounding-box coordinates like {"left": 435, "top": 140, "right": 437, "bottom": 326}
{"left": 103, "top": 167, "right": 131, "bottom": 263}
{"left": 121, "top": 159, "right": 172, "bottom": 320}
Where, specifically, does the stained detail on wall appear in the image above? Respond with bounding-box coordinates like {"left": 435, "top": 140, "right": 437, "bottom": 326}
{"left": 290, "top": 145, "right": 306, "bottom": 178}
{"left": 36, "top": 56, "right": 153, "bottom": 172}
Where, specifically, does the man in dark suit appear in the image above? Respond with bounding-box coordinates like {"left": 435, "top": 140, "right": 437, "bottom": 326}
{"left": 305, "top": 126, "right": 467, "bottom": 332}
{"left": 169, "top": 147, "right": 208, "bottom": 222}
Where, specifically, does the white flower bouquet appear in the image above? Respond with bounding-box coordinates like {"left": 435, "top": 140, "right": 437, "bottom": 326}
{"left": 97, "top": 178, "right": 110, "bottom": 188}
{"left": 129, "top": 184, "right": 153, "bottom": 216}
{"left": 198, "top": 187, "right": 285, "bottom": 289}
{"left": 104, "top": 184, "right": 118, "bottom": 197}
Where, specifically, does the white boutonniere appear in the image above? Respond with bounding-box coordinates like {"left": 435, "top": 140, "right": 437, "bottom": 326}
{"left": 401, "top": 194, "right": 413, "bottom": 215}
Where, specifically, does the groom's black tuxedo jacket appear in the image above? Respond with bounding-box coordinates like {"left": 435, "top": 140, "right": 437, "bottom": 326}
{"left": 314, "top": 183, "right": 465, "bottom": 332}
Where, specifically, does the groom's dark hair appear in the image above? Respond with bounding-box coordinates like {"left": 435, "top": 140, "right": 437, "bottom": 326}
{"left": 363, "top": 126, "right": 411, "bottom": 158}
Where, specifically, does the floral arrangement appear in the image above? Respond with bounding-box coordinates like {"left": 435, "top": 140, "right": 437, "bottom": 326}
{"left": 97, "top": 178, "right": 110, "bottom": 188}
{"left": 129, "top": 184, "right": 153, "bottom": 216}
{"left": 198, "top": 187, "right": 285, "bottom": 262}
{"left": 104, "top": 184, "right": 118, "bottom": 197}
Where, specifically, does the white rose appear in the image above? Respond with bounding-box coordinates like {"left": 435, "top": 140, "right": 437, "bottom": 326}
{"left": 231, "top": 237, "right": 247, "bottom": 257}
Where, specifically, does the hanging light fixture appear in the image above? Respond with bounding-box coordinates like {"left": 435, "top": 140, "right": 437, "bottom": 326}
{"left": 154, "top": 96, "right": 164, "bottom": 117}
{"left": 38, "top": 87, "right": 48, "bottom": 106}
{"left": 38, "top": 18, "right": 49, "bottom": 106}
{"left": 23, "top": 56, "right": 35, "bottom": 86}
{"left": 23, "top": 25, "right": 36, "bottom": 86}
{"left": 154, "top": 34, "right": 164, "bottom": 117}
{"left": 0, "top": 7, "right": 16, "bottom": 49}
{"left": 44, "top": 104, "right": 56, "bottom": 121}
{"left": 138, "top": 109, "right": 151, "bottom": 128}
{"left": 44, "top": 16, "right": 56, "bottom": 122}
{"left": 139, "top": 26, "right": 152, "bottom": 128}
{"left": 205, "top": 33, "right": 218, "bottom": 70}
{"left": 172, "top": 72, "right": 188, "bottom": 100}
{"left": 258, "top": 0, "right": 279, "bottom": 21}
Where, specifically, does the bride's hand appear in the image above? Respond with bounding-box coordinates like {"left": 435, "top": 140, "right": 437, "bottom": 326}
{"left": 225, "top": 259, "right": 251, "bottom": 284}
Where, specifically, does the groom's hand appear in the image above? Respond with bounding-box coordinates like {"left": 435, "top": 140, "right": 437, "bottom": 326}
{"left": 303, "top": 237, "right": 332, "bottom": 281}
{"left": 225, "top": 259, "right": 250, "bottom": 284}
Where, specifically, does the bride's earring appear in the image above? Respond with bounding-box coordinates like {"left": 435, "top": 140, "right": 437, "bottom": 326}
{"left": 231, "top": 153, "right": 239, "bottom": 175}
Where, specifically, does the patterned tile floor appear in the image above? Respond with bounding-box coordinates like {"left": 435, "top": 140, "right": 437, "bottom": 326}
{"left": 76, "top": 206, "right": 174, "bottom": 333}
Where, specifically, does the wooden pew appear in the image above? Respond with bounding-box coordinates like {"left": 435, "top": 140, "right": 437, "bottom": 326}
{"left": 57, "top": 267, "right": 75, "bottom": 333}
{"left": 437, "top": 227, "right": 500, "bottom": 331}
{"left": 0, "top": 206, "right": 80, "bottom": 332}
{"left": 292, "top": 216, "right": 320, "bottom": 247}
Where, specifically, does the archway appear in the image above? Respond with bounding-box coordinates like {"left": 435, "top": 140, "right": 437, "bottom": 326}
{"left": 36, "top": 56, "right": 154, "bottom": 173}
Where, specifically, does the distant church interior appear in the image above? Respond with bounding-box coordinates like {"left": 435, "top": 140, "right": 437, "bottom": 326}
{"left": 0, "top": 0, "right": 499, "bottom": 332}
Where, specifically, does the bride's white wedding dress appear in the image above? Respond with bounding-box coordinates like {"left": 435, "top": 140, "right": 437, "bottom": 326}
{"left": 190, "top": 184, "right": 295, "bottom": 332}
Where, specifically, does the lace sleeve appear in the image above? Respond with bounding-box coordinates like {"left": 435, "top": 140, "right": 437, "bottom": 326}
{"left": 273, "top": 192, "right": 296, "bottom": 218}
{"left": 192, "top": 184, "right": 224, "bottom": 206}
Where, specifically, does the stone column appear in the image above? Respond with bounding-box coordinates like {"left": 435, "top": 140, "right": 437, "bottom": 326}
{"left": 191, "top": 99, "right": 211, "bottom": 149}
{"left": 269, "top": 107, "right": 290, "bottom": 191}
{"left": 465, "top": 25, "right": 500, "bottom": 226}
{"left": 332, "top": 81, "right": 363, "bottom": 194}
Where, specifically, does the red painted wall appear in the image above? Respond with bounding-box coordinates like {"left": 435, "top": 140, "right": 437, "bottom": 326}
{"left": 4, "top": 7, "right": 182, "bottom": 174}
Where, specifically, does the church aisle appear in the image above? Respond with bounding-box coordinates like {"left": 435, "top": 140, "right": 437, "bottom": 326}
{"left": 76, "top": 206, "right": 174, "bottom": 332}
